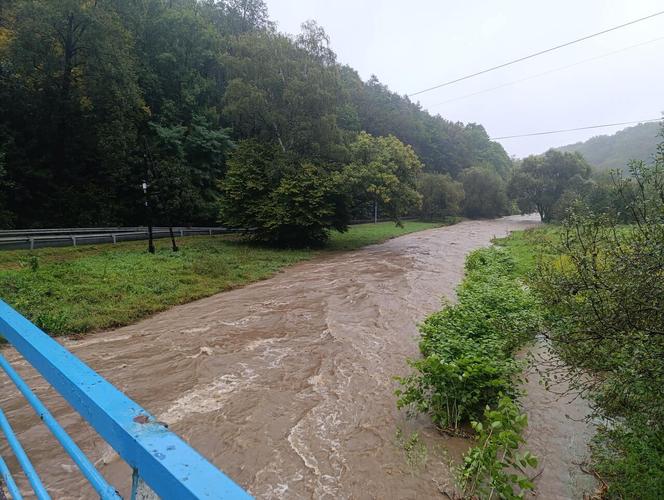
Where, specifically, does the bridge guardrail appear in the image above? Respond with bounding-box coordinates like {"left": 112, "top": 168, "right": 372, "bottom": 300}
{"left": 0, "top": 300, "right": 251, "bottom": 499}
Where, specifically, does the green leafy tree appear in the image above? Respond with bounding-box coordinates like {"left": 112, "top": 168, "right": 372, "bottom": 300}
{"left": 533, "top": 141, "right": 664, "bottom": 496}
{"left": 460, "top": 166, "right": 509, "bottom": 218}
{"left": 1, "top": 0, "right": 145, "bottom": 226}
{"left": 221, "top": 22, "right": 346, "bottom": 163}
{"left": 417, "top": 173, "right": 464, "bottom": 220}
{"left": 147, "top": 116, "right": 234, "bottom": 227}
{"left": 340, "top": 71, "right": 511, "bottom": 177}
{"left": 219, "top": 139, "right": 347, "bottom": 246}
{"left": 508, "top": 149, "right": 591, "bottom": 222}
{"left": 340, "top": 131, "right": 422, "bottom": 222}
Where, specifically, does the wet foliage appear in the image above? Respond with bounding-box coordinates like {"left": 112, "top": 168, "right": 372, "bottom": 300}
{"left": 532, "top": 152, "right": 664, "bottom": 498}
{"left": 457, "top": 395, "right": 538, "bottom": 499}
{"left": 396, "top": 247, "right": 542, "bottom": 498}
{"left": 396, "top": 248, "right": 542, "bottom": 430}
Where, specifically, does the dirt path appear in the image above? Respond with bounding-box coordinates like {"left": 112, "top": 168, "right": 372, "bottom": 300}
{"left": 1, "top": 215, "right": 592, "bottom": 499}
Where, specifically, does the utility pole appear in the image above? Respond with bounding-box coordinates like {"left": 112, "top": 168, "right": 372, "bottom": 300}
{"left": 142, "top": 152, "right": 155, "bottom": 254}
{"left": 373, "top": 199, "right": 378, "bottom": 224}
{"left": 142, "top": 178, "right": 155, "bottom": 254}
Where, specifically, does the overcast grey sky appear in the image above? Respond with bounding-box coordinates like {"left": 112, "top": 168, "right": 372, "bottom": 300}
{"left": 263, "top": 0, "right": 663, "bottom": 157}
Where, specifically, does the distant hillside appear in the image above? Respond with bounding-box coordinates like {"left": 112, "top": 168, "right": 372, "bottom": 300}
{"left": 558, "top": 121, "right": 661, "bottom": 171}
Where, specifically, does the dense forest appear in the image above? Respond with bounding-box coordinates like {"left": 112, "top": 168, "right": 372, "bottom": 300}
{"left": 558, "top": 121, "right": 661, "bottom": 171}
{"left": 0, "top": 0, "right": 511, "bottom": 237}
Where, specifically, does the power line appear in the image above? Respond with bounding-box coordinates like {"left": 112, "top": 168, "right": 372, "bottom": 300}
{"left": 408, "top": 10, "right": 664, "bottom": 97}
{"left": 491, "top": 118, "right": 662, "bottom": 140}
{"left": 429, "top": 36, "right": 664, "bottom": 108}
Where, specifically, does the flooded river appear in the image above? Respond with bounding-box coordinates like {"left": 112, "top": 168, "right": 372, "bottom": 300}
{"left": 1, "top": 216, "right": 594, "bottom": 498}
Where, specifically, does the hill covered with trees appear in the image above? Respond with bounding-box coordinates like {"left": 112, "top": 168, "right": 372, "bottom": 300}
{"left": 557, "top": 121, "right": 661, "bottom": 172}
{"left": 0, "top": 0, "right": 511, "bottom": 235}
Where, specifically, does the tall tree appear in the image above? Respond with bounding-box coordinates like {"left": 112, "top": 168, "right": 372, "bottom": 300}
{"left": 219, "top": 139, "right": 347, "bottom": 246}
{"left": 340, "top": 132, "right": 422, "bottom": 222}
{"left": 147, "top": 116, "right": 234, "bottom": 227}
{"left": 418, "top": 173, "right": 464, "bottom": 220}
{"left": 1, "top": 0, "right": 144, "bottom": 226}
{"left": 508, "top": 149, "right": 591, "bottom": 222}
{"left": 460, "top": 166, "right": 509, "bottom": 218}
{"left": 221, "top": 22, "right": 346, "bottom": 162}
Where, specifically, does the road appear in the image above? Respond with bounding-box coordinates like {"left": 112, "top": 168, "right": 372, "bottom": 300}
{"left": 1, "top": 215, "right": 593, "bottom": 499}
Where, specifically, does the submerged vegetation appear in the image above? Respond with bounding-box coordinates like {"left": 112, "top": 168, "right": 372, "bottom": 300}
{"left": 396, "top": 248, "right": 541, "bottom": 429}
{"left": 396, "top": 246, "right": 540, "bottom": 497}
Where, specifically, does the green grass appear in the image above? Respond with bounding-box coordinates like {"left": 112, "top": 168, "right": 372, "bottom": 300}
{"left": 327, "top": 219, "right": 457, "bottom": 251}
{"left": 492, "top": 226, "right": 561, "bottom": 277}
{"left": 0, "top": 221, "right": 446, "bottom": 337}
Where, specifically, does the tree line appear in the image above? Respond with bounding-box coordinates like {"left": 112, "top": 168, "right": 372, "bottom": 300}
{"left": 0, "top": 0, "right": 514, "bottom": 244}
{"left": 1, "top": 0, "right": 653, "bottom": 245}
{"left": 558, "top": 121, "right": 661, "bottom": 172}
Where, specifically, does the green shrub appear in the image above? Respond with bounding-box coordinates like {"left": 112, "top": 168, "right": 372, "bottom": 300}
{"left": 457, "top": 395, "right": 538, "bottom": 499}
{"left": 219, "top": 139, "right": 348, "bottom": 247}
{"left": 529, "top": 153, "right": 664, "bottom": 494}
{"left": 591, "top": 424, "right": 664, "bottom": 499}
{"left": 397, "top": 348, "right": 520, "bottom": 429}
{"left": 396, "top": 247, "right": 541, "bottom": 430}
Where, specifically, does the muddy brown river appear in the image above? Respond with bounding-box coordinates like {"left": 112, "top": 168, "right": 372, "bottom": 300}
{"left": 1, "top": 216, "right": 594, "bottom": 499}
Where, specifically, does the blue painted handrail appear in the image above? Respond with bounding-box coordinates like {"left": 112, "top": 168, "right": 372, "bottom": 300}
{"left": 0, "top": 353, "right": 119, "bottom": 499}
{"left": 0, "top": 455, "right": 22, "bottom": 500}
{"left": 0, "top": 300, "right": 252, "bottom": 499}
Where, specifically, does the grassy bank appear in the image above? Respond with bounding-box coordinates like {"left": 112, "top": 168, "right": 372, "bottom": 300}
{"left": 0, "top": 221, "right": 446, "bottom": 337}
{"left": 492, "top": 226, "right": 559, "bottom": 276}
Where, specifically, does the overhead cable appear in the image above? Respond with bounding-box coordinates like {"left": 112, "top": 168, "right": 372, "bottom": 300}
{"left": 409, "top": 10, "right": 664, "bottom": 97}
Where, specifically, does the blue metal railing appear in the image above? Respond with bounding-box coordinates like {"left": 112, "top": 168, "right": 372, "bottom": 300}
{"left": 0, "top": 300, "right": 252, "bottom": 499}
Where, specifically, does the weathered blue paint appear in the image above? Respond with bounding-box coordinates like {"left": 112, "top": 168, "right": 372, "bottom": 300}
{"left": 0, "top": 408, "right": 50, "bottom": 499}
{"left": 0, "top": 300, "right": 252, "bottom": 499}
{"left": 0, "top": 353, "right": 120, "bottom": 499}
{"left": 0, "top": 455, "right": 23, "bottom": 500}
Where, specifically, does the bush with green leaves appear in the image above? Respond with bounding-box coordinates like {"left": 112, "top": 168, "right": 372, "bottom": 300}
{"left": 457, "top": 395, "right": 538, "bottom": 499}
{"left": 417, "top": 172, "right": 465, "bottom": 220}
{"left": 590, "top": 424, "right": 664, "bottom": 499}
{"left": 396, "top": 247, "right": 541, "bottom": 430}
{"left": 532, "top": 147, "right": 664, "bottom": 497}
{"left": 460, "top": 166, "right": 510, "bottom": 219}
{"left": 219, "top": 139, "right": 349, "bottom": 246}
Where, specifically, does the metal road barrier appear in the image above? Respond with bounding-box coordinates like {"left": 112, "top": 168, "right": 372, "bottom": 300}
{"left": 0, "top": 218, "right": 421, "bottom": 251}
{"left": 0, "top": 300, "right": 251, "bottom": 499}
{"left": 0, "top": 227, "right": 247, "bottom": 251}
